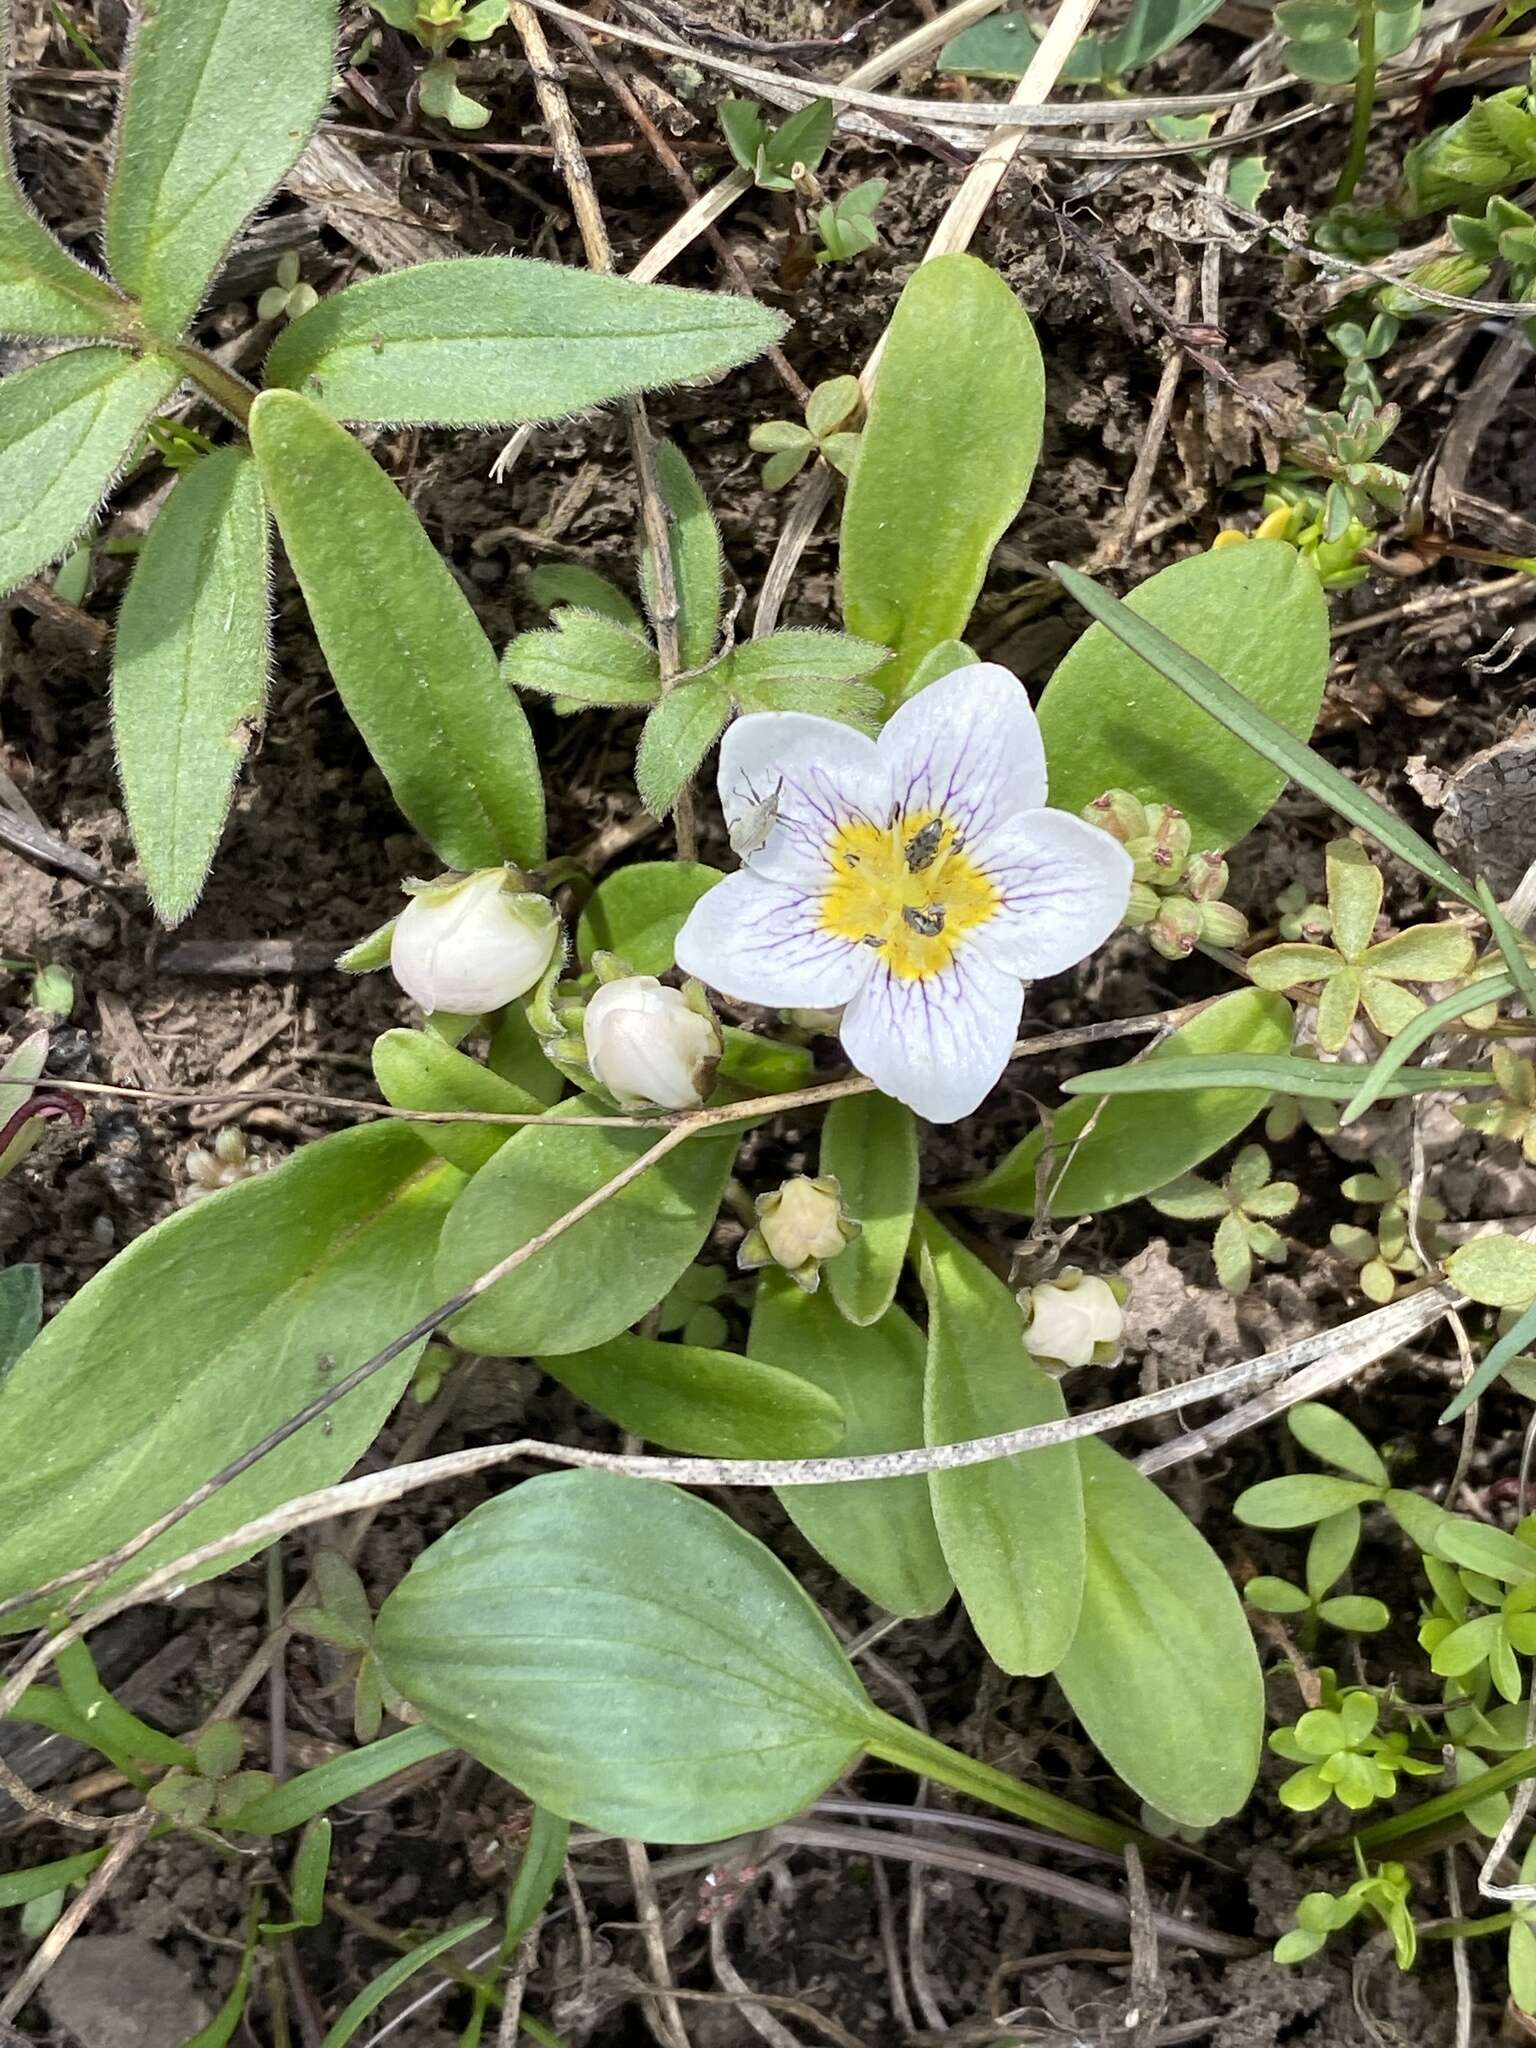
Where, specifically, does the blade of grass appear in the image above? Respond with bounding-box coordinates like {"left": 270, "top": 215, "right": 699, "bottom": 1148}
{"left": 1477, "top": 878, "right": 1536, "bottom": 1016}
{"left": 1340, "top": 973, "right": 1514, "bottom": 1125}
{"left": 1440, "top": 1295, "right": 1536, "bottom": 1425}
{"left": 320, "top": 1917, "right": 492, "bottom": 2048}
{"left": 1062, "top": 1053, "right": 1495, "bottom": 1100}
{"left": 1050, "top": 562, "right": 1479, "bottom": 908}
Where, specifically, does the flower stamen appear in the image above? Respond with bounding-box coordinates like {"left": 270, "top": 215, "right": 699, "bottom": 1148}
{"left": 821, "top": 809, "right": 999, "bottom": 980}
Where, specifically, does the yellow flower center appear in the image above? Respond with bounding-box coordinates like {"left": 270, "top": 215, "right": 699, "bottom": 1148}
{"left": 819, "top": 809, "right": 999, "bottom": 980}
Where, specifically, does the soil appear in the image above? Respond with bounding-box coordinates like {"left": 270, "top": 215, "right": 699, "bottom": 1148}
{"left": 3, "top": 0, "right": 1536, "bottom": 2042}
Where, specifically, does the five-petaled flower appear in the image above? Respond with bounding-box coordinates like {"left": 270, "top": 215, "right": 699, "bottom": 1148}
{"left": 672, "top": 664, "right": 1133, "bottom": 1123}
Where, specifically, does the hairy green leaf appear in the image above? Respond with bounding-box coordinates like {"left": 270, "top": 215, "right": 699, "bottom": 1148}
{"left": 750, "top": 1277, "right": 951, "bottom": 1618}
{"left": 375, "top": 1471, "right": 874, "bottom": 1840}
{"left": 1057, "top": 1441, "right": 1263, "bottom": 1826}
{"left": 636, "top": 680, "right": 731, "bottom": 817}
{"left": 503, "top": 608, "right": 660, "bottom": 708}
{"left": 962, "top": 989, "right": 1293, "bottom": 1215}
{"left": 540, "top": 1331, "right": 844, "bottom": 1456}
{"left": 371, "top": 1028, "right": 544, "bottom": 1174}
{"left": 525, "top": 561, "right": 642, "bottom": 631}
{"left": 1039, "top": 545, "right": 1329, "bottom": 852}
{"left": 576, "top": 860, "right": 723, "bottom": 974}
{"left": 107, "top": 0, "right": 337, "bottom": 342}
{"left": 250, "top": 388, "right": 544, "bottom": 869}
{"left": 265, "top": 260, "right": 785, "bottom": 428}
{"left": 919, "top": 1217, "right": 1084, "bottom": 1674}
{"left": 820, "top": 1091, "right": 918, "bottom": 1327}
{"left": 1447, "top": 1236, "right": 1536, "bottom": 1310}
{"left": 0, "top": 46, "right": 123, "bottom": 338}
{"left": 0, "top": 346, "right": 180, "bottom": 597}
{"left": 840, "top": 255, "right": 1044, "bottom": 705}
{"left": 0, "top": 1125, "right": 460, "bottom": 1620}
{"left": 112, "top": 448, "right": 269, "bottom": 925}
{"left": 435, "top": 1112, "right": 736, "bottom": 1356}
{"left": 639, "top": 439, "right": 723, "bottom": 671}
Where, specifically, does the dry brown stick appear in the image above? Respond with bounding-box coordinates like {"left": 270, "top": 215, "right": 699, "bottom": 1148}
{"left": 626, "top": 1838, "right": 691, "bottom": 2048}
{"left": 506, "top": 0, "right": 696, "bottom": 858}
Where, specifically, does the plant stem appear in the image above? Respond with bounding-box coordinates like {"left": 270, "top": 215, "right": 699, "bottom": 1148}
{"left": 1332, "top": 0, "right": 1379, "bottom": 208}
{"left": 863, "top": 1709, "right": 1144, "bottom": 1856}
{"left": 1422, "top": 1910, "right": 1517, "bottom": 1940}
{"left": 1354, "top": 1741, "right": 1536, "bottom": 1857}
{"left": 170, "top": 344, "right": 256, "bottom": 428}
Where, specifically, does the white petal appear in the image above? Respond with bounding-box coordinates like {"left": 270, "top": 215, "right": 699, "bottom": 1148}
{"left": 877, "top": 664, "right": 1047, "bottom": 842}
{"left": 969, "top": 810, "right": 1132, "bottom": 981}
{"left": 718, "top": 711, "right": 887, "bottom": 886}
{"left": 839, "top": 949, "right": 1022, "bottom": 1124}
{"left": 674, "top": 869, "right": 872, "bottom": 1009}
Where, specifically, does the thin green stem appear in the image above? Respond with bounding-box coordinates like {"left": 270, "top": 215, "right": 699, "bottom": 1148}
{"left": 863, "top": 1708, "right": 1144, "bottom": 1856}
{"left": 1422, "top": 1910, "right": 1517, "bottom": 1940}
{"left": 1332, "top": 0, "right": 1379, "bottom": 208}
{"left": 1353, "top": 1741, "right": 1536, "bottom": 1857}
{"left": 169, "top": 344, "right": 256, "bottom": 428}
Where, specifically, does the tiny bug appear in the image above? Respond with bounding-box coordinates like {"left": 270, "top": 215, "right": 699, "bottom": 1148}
{"left": 729, "top": 777, "right": 784, "bottom": 863}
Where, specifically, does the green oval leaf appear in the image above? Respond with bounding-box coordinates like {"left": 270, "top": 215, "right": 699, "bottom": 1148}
{"left": 1057, "top": 1440, "right": 1263, "bottom": 1826}
{"left": 939, "top": 9, "right": 1106, "bottom": 79}
{"left": 1435, "top": 1520, "right": 1536, "bottom": 1584}
{"left": 1233, "top": 1474, "right": 1383, "bottom": 1528}
{"left": 372, "top": 1028, "right": 544, "bottom": 1175}
{"left": 919, "top": 1217, "right": 1084, "bottom": 1673}
{"left": 840, "top": 254, "right": 1044, "bottom": 706}
{"left": 375, "top": 1470, "right": 874, "bottom": 1842}
{"left": 502, "top": 609, "right": 661, "bottom": 708}
{"left": 0, "top": 1124, "right": 461, "bottom": 1619}
{"left": 264, "top": 259, "right": 786, "bottom": 428}
{"left": 1038, "top": 544, "right": 1329, "bottom": 852}
{"left": 106, "top": 0, "right": 337, "bottom": 342}
{"left": 539, "top": 1330, "right": 844, "bottom": 1457}
{"left": 0, "top": 346, "right": 180, "bottom": 597}
{"left": 250, "top": 388, "right": 544, "bottom": 870}
{"left": 576, "top": 860, "right": 723, "bottom": 975}
{"left": 0, "top": 73, "right": 123, "bottom": 338}
{"left": 112, "top": 448, "right": 269, "bottom": 925}
{"left": 435, "top": 1114, "right": 736, "bottom": 1356}
{"left": 820, "top": 1091, "right": 918, "bottom": 1328}
{"left": 1447, "top": 1235, "right": 1536, "bottom": 1310}
{"left": 749, "top": 1277, "right": 952, "bottom": 1619}
{"left": 1288, "top": 1403, "right": 1388, "bottom": 1485}
{"left": 962, "top": 988, "right": 1293, "bottom": 1215}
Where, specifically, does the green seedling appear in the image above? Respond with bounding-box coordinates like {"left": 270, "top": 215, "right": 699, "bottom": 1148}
{"left": 1150, "top": 1144, "right": 1299, "bottom": 1294}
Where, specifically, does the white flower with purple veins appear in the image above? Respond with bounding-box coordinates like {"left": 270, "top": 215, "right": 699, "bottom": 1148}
{"left": 673, "top": 664, "right": 1133, "bottom": 1123}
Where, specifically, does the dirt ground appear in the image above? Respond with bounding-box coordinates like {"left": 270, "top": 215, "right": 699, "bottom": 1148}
{"left": 3, "top": 0, "right": 1536, "bottom": 2040}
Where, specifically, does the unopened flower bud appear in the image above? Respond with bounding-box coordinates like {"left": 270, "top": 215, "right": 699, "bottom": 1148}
{"left": 1122, "top": 882, "right": 1160, "bottom": 930}
{"left": 1181, "top": 850, "right": 1229, "bottom": 904}
{"left": 739, "top": 1174, "right": 859, "bottom": 1292}
{"left": 583, "top": 975, "right": 722, "bottom": 1111}
{"left": 1197, "top": 899, "right": 1250, "bottom": 948}
{"left": 390, "top": 869, "right": 560, "bottom": 1017}
{"left": 1143, "top": 804, "right": 1192, "bottom": 875}
{"left": 1147, "top": 894, "right": 1201, "bottom": 960}
{"left": 1083, "top": 788, "right": 1149, "bottom": 846}
{"left": 1021, "top": 1269, "right": 1126, "bottom": 1370}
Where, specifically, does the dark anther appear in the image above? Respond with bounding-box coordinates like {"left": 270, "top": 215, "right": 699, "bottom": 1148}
{"left": 904, "top": 819, "right": 944, "bottom": 872}
{"left": 902, "top": 904, "right": 946, "bottom": 937}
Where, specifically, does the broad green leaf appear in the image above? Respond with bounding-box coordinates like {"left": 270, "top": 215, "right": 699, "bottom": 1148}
{"left": 320, "top": 1920, "right": 492, "bottom": 2048}
{"left": 939, "top": 10, "right": 1106, "bottom": 79}
{"left": 524, "top": 561, "right": 642, "bottom": 631}
{"left": 636, "top": 679, "right": 731, "bottom": 817}
{"left": 1436, "top": 1520, "right": 1536, "bottom": 1584}
{"left": 112, "top": 449, "right": 269, "bottom": 925}
{"left": 488, "top": 1001, "right": 565, "bottom": 1106}
{"left": 375, "top": 1470, "right": 875, "bottom": 1841}
{"left": 1447, "top": 1236, "right": 1536, "bottom": 1309}
{"left": 265, "top": 260, "right": 785, "bottom": 430}
{"left": 1064, "top": 1052, "right": 1494, "bottom": 1102}
{"left": 0, "top": 347, "right": 180, "bottom": 597}
{"left": 539, "top": 1331, "right": 844, "bottom": 1456}
{"left": 435, "top": 1112, "right": 736, "bottom": 1356}
{"left": 576, "top": 860, "right": 723, "bottom": 974}
{"left": 250, "top": 389, "right": 544, "bottom": 870}
{"left": 0, "top": 1262, "right": 40, "bottom": 1382}
{"left": 718, "top": 1025, "right": 814, "bottom": 1096}
{"left": 1234, "top": 1474, "right": 1383, "bottom": 1528}
{"left": 1051, "top": 560, "right": 1477, "bottom": 903}
{"left": 106, "top": 0, "right": 337, "bottom": 342}
{"left": 820, "top": 1091, "right": 918, "bottom": 1327}
{"left": 1288, "top": 1402, "right": 1388, "bottom": 1485}
{"left": 1056, "top": 1440, "right": 1263, "bottom": 1826}
{"left": 750, "top": 1278, "right": 952, "bottom": 1618}
{"left": 962, "top": 988, "right": 1293, "bottom": 1215}
{"left": 728, "top": 629, "right": 889, "bottom": 697}
{"left": 919, "top": 1217, "right": 1084, "bottom": 1673}
{"left": 1039, "top": 546, "right": 1329, "bottom": 853}
{"left": 639, "top": 439, "right": 723, "bottom": 671}
{"left": 0, "top": 1124, "right": 460, "bottom": 1618}
{"left": 1246, "top": 1576, "right": 1312, "bottom": 1613}
{"left": 0, "top": 68, "right": 123, "bottom": 338}
{"left": 502, "top": 609, "right": 661, "bottom": 708}
{"left": 371, "top": 1028, "right": 544, "bottom": 1174}
{"left": 840, "top": 255, "right": 1044, "bottom": 706}
{"left": 228, "top": 1724, "right": 456, "bottom": 1835}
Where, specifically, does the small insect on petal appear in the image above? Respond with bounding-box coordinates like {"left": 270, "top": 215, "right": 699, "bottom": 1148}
{"left": 729, "top": 777, "right": 784, "bottom": 862}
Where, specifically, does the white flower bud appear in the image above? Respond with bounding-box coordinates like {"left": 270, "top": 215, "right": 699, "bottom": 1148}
{"left": 739, "top": 1174, "right": 860, "bottom": 1292}
{"left": 583, "top": 976, "right": 721, "bottom": 1110}
{"left": 390, "top": 869, "right": 560, "bottom": 1017}
{"left": 1021, "top": 1273, "right": 1124, "bottom": 1370}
